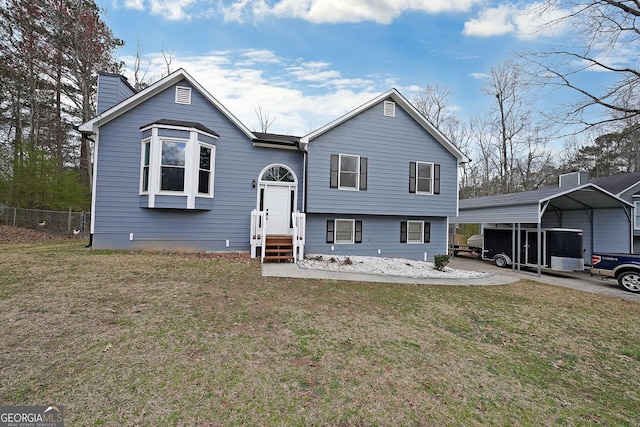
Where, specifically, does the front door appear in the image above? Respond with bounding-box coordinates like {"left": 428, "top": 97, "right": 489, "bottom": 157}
{"left": 264, "top": 185, "right": 290, "bottom": 235}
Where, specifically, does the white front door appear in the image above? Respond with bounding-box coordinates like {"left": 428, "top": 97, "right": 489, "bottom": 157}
{"left": 265, "top": 185, "right": 290, "bottom": 235}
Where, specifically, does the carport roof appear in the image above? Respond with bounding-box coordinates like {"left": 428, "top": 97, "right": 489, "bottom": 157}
{"left": 456, "top": 183, "right": 633, "bottom": 224}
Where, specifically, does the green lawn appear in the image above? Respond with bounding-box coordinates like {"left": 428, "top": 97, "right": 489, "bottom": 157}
{"left": 1, "top": 241, "right": 639, "bottom": 426}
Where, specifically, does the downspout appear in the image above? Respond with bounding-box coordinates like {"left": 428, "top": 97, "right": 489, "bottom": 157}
{"left": 301, "top": 142, "right": 308, "bottom": 213}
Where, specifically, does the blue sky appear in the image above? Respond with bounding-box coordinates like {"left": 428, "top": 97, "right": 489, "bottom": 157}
{"left": 95, "top": 0, "right": 608, "bottom": 136}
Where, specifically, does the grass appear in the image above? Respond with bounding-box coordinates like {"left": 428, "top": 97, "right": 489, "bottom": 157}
{"left": 1, "top": 240, "right": 639, "bottom": 426}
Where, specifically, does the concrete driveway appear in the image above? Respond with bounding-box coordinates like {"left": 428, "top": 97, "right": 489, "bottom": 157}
{"left": 449, "top": 256, "right": 640, "bottom": 303}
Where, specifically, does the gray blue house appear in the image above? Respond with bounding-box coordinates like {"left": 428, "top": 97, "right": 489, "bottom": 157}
{"left": 79, "top": 69, "right": 468, "bottom": 262}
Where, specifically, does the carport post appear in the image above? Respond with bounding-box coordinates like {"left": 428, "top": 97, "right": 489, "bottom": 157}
{"left": 512, "top": 223, "right": 516, "bottom": 272}
{"left": 517, "top": 223, "right": 521, "bottom": 272}
{"left": 537, "top": 222, "right": 542, "bottom": 277}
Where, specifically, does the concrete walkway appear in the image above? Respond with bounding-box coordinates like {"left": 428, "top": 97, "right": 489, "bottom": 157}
{"left": 262, "top": 256, "right": 640, "bottom": 303}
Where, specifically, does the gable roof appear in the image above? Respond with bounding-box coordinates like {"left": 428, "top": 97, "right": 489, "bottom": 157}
{"left": 460, "top": 183, "right": 633, "bottom": 210}
{"left": 588, "top": 172, "right": 640, "bottom": 196}
{"left": 299, "top": 88, "right": 470, "bottom": 164}
{"left": 79, "top": 68, "right": 256, "bottom": 140}
{"left": 457, "top": 183, "right": 632, "bottom": 225}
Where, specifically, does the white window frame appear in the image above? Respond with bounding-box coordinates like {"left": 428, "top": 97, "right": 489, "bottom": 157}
{"left": 339, "top": 154, "right": 360, "bottom": 191}
{"left": 197, "top": 144, "right": 214, "bottom": 195}
{"left": 407, "top": 221, "right": 424, "bottom": 244}
{"left": 384, "top": 101, "right": 396, "bottom": 117}
{"left": 635, "top": 201, "right": 640, "bottom": 230}
{"left": 140, "top": 124, "right": 217, "bottom": 208}
{"left": 334, "top": 219, "right": 355, "bottom": 244}
{"left": 416, "top": 161, "right": 434, "bottom": 195}
{"left": 140, "top": 138, "right": 151, "bottom": 194}
{"left": 159, "top": 138, "right": 188, "bottom": 193}
{"left": 175, "top": 86, "right": 192, "bottom": 105}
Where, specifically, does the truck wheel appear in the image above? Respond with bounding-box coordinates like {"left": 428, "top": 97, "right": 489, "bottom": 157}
{"left": 618, "top": 271, "right": 640, "bottom": 293}
{"left": 493, "top": 255, "right": 508, "bottom": 268}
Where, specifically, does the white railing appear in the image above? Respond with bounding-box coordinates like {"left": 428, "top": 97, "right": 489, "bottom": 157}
{"left": 250, "top": 209, "right": 267, "bottom": 260}
{"left": 292, "top": 212, "right": 306, "bottom": 261}
{"left": 251, "top": 209, "right": 305, "bottom": 262}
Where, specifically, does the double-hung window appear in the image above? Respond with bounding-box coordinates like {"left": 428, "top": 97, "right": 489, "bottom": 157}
{"left": 400, "top": 221, "right": 431, "bottom": 244}
{"left": 326, "top": 219, "right": 363, "bottom": 244}
{"left": 409, "top": 161, "right": 440, "bottom": 195}
{"left": 198, "top": 145, "right": 212, "bottom": 194}
{"left": 635, "top": 201, "right": 640, "bottom": 230}
{"left": 140, "top": 121, "right": 218, "bottom": 209}
{"left": 330, "top": 154, "right": 368, "bottom": 191}
{"left": 161, "top": 140, "right": 187, "bottom": 192}
{"left": 142, "top": 140, "right": 151, "bottom": 192}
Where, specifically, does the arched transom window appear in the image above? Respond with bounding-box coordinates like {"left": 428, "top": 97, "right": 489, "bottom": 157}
{"left": 260, "top": 165, "right": 295, "bottom": 182}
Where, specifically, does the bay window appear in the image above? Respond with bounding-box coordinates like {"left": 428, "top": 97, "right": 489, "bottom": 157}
{"left": 139, "top": 121, "right": 218, "bottom": 209}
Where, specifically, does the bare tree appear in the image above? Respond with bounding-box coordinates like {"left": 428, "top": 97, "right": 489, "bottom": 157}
{"left": 483, "top": 60, "right": 532, "bottom": 193}
{"left": 255, "top": 105, "right": 276, "bottom": 133}
{"left": 522, "top": 0, "right": 640, "bottom": 130}
{"left": 161, "top": 43, "right": 174, "bottom": 77}
{"left": 133, "top": 36, "right": 151, "bottom": 91}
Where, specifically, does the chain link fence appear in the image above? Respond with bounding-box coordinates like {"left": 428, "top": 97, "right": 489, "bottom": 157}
{"left": 0, "top": 205, "right": 91, "bottom": 237}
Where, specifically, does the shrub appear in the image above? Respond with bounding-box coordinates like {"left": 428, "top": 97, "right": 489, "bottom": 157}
{"left": 434, "top": 254, "right": 450, "bottom": 271}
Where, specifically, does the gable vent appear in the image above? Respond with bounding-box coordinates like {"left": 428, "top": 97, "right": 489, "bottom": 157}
{"left": 175, "top": 86, "right": 192, "bottom": 105}
{"left": 384, "top": 101, "right": 396, "bottom": 117}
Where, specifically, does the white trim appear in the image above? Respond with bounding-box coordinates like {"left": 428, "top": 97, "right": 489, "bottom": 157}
{"left": 90, "top": 128, "right": 99, "bottom": 234}
{"left": 334, "top": 219, "right": 355, "bottom": 244}
{"left": 142, "top": 127, "right": 216, "bottom": 209}
{"left": 140, "top": 123, "right": 219, "bottom": 140}
{"left": 407, "top": 220, "right": 424, "bottom": 244}
{"left": 338, "top": 153, "right": 360, "bottom": 191}
{"left": 635, "top": 201, "right": 640, "bottom": 230}
{"left": 175, "top": 86, "right": 191, "bottom": 105}
{"left": 300, "top": 88, "right": 469, "bottom": 164}
{"left": 198, "top": 143, "right": 215, "bottom": 198}
{"left": 140, "top": 138, "right": 151, "bottom": 194}
{"left": 415, "top": 161, "right": 434, "bottom": 195}
{"left": 383, "top": 101, "right": 396, "bottom": 117}
{"left": 79, "top": 69, "right": 256, "bottom": 140}
{"left": 258, "top": 163, "right": 298, "bottom": 184}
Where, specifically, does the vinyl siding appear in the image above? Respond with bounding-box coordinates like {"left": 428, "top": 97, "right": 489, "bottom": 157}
{"left": 304, "top": 214, "right": 448, "bottom": 262}
{"left": 593, "top": 208, "right": 632, "bottom": 254}
{"left": 93, "top": 80, "right": 303, "bottom": 251}
{"left": 553, "top": 208, "right": 632, "bottom": 264}
{"left": 97, "top": 73, "right": 136, "bottom": 115}
{"left": 305, "top": 99, "right": 458, "bottom": 217}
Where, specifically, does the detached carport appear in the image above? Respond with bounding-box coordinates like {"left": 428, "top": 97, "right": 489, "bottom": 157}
{"left": 451, "top": 183, "right": 634, "bottom": 276}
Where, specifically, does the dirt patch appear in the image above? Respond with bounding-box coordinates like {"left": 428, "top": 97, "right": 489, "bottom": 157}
{"left": 0, "top": 225, "right": 68, "bottom": 243}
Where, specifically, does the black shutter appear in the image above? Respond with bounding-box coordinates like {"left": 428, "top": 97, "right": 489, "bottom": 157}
{"left": 330, "top": 154, "right": 339, "bottom": 188}
{"left": 326, "top": 220, "right": 334, "bottom": 243}
{"left": 434, "top": 164, "right": 440, "bottom": 195}
{"left": 409, "top": 162, "right": 416, "bottom": 193}
{"left": 359, "top": 158, "right": 368, "bottom": 191}
{"left": 355, "top": 221, "right": 362, "bottom": 243}
{"left": 424, "top": 222, "right": 431, "bottom": 243}
{"left": 400, "top": 221, "right": 407, "bottom": 243}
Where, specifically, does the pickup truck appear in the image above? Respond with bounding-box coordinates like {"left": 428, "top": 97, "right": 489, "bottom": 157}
{"left": 591, "top": 253, "right": 640, "bottom": 293}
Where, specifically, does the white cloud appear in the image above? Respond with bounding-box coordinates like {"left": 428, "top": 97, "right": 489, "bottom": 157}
{"left": 224, "top": 0, "right": 483, "bottom": 24}
{"left": 123, "top": 0, "right": 144, "bottom": 10}
{"left": 463, "top": 4, "right": 515, "bottom": 37}
{"left": 469, "top": 72, "right": 490, "bottom": 80}
{"left": 147, "top": 0, "right": 196, "bottom": 20}
{"left": 121, "top": 49, "right": 389, "bottom": 135}
{"left": 463, "top": 2, "right": 569, "bottom": 39}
